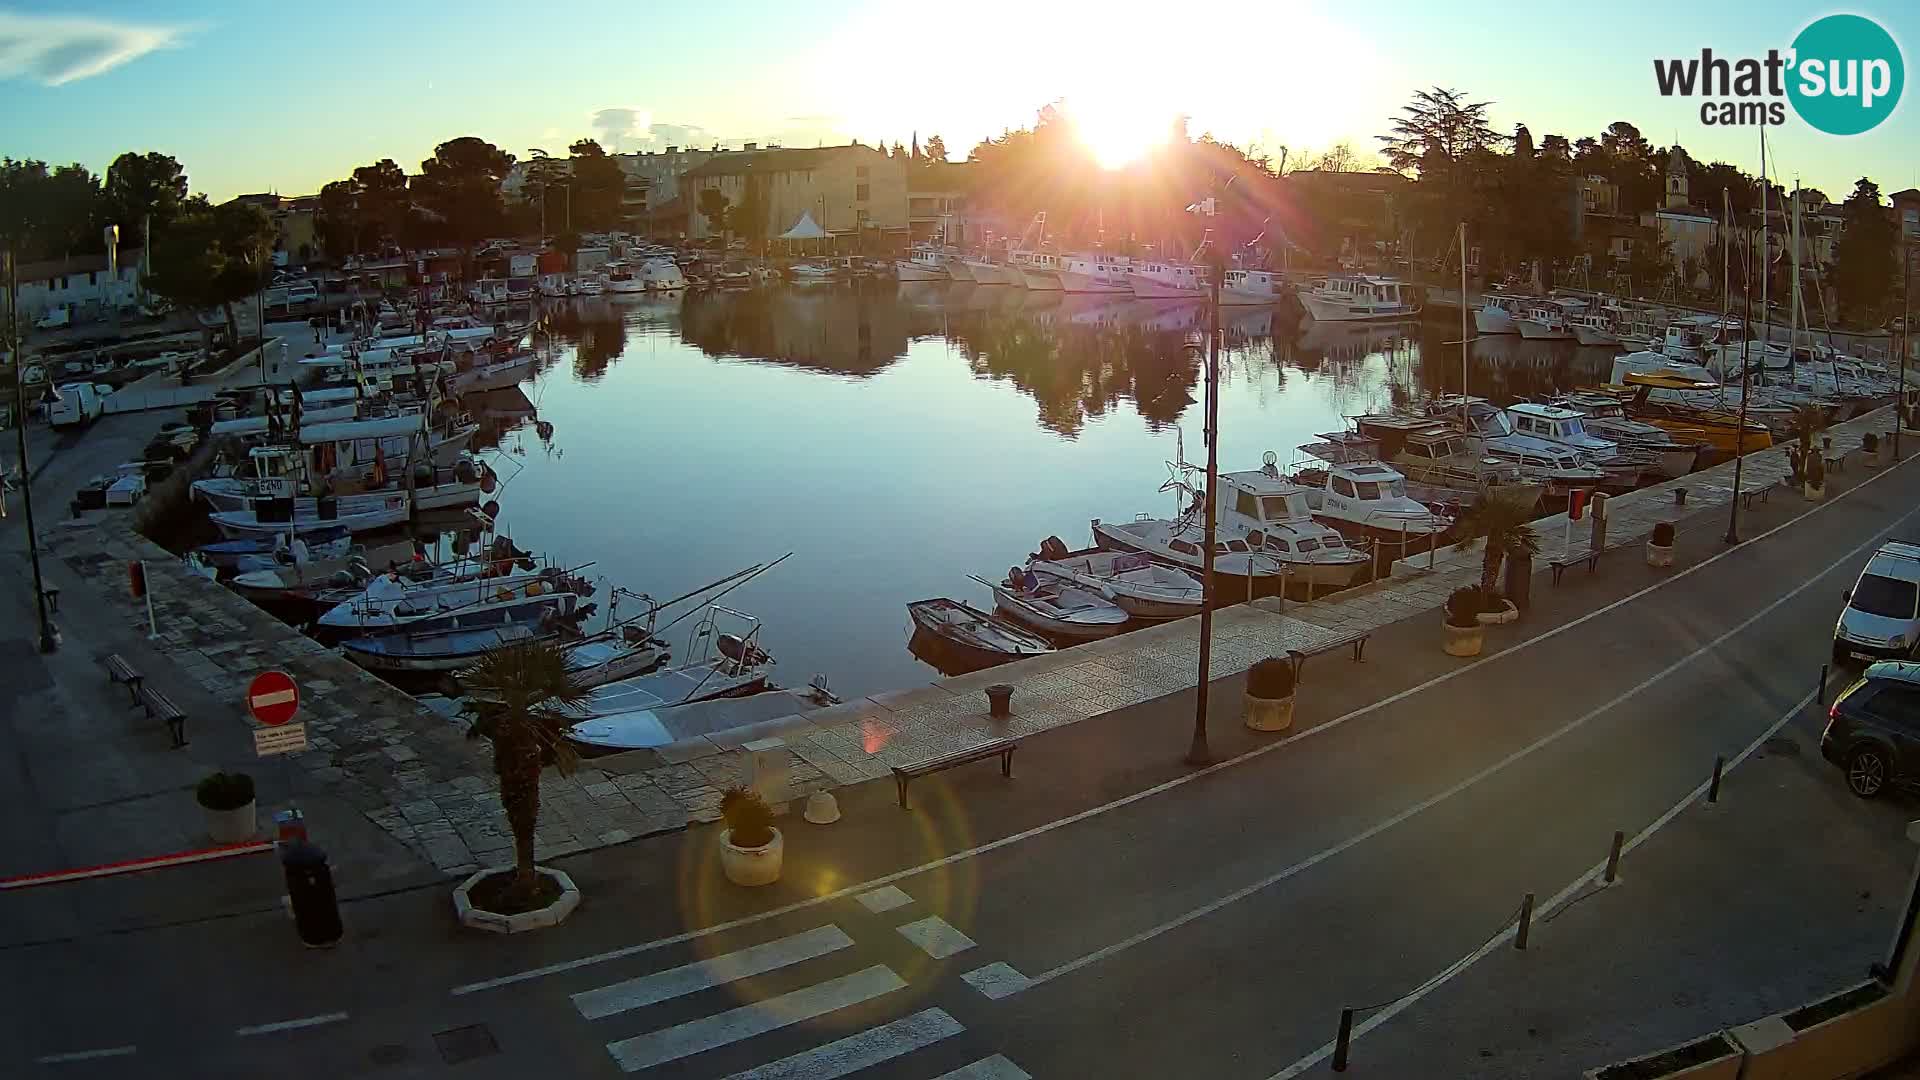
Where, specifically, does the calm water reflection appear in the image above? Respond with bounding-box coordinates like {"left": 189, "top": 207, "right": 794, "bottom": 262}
{"left": 489, "top": 286, "right": 1619, "bottom": 698}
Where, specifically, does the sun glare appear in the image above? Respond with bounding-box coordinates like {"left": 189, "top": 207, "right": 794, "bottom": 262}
{"left": 1069, "top": 97, "right": 1169, "bottom": 170}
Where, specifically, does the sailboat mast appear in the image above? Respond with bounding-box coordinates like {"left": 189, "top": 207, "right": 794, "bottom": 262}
{"left": 1459, "top": 221, "right": 1469, "bottom": 430}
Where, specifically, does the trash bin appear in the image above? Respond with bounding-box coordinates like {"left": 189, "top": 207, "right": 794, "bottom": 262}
{"left": 1503, "top": 553, "right": 1532, "bottom": 612}
{"left": 281, "top": 841, "right": 342, "bottom": 948}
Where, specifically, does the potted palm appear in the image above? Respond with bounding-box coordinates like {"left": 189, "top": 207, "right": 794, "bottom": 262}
{"left": 1444, "top": 587, "right": 1486, "bottom": 656}
{"left": 451, "top": 640, "right": 589, "bottom": 932}
{"left": 1786, "top": 405, "right": 1827, "bottom": 490}
{"left": 1452, "top": 490, "right": 1540, "bottom": 625}
{"left": 1647, "top": 521, "right": 1676, "bottom": 568}
{"left": 719, "top": 786, "right": 783, "bottom": 886}
{"left": 1804, "top": 451, "right": 1827, "bottom": 500}
{"left": 197, "top": 771, "right": 257, "bottom": 843}
{"left": 1243, "top": 656, "right": 1296, "bottom": 732}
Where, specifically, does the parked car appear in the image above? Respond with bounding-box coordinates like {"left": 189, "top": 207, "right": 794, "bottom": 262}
{"left": 1821, "top": 661, "right": 1920, "bottom": 798}
{"left": 1833, "top": 543, "right": 1920, "bottom": 665}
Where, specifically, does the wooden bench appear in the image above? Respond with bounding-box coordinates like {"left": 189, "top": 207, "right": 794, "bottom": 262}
{"left": 892, "top": 739, "right": 1015, "bottom": 810}
{"left": 105, "top": 653, "right": 144, "bottom": 704}
{"left": 1285, "top": 630, "right": 1372, "bottom": 684}
{"left": 138, "top": 685, "right": 187, "bottom": 748}
{"left": 1822, "top": 447, "right": 1847, "bottom": 475}
{"left": 1550, "top": 549, "right": 1602, "bottom": 585}
{"left": 1738, "top": 481, "right": 1775, "bottom": 511}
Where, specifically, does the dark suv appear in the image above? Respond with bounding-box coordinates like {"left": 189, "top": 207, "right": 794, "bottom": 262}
{"left": 1821, "top": 661, "right": 1920, "bottom": 798}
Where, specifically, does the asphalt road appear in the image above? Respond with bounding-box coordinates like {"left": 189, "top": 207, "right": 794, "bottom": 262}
{"left": 8, "top": 455, "right": 1920, "bottom": 1079}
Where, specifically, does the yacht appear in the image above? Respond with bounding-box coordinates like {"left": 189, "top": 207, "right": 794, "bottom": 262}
{"left": 895, "top": 245, "right": 953, "bottom": 282}
{"left": 1298, "top": 275, "right": 1420, "bottom": 321}
{"left": 1345, "top": 416, "right": 1544, "bottom": 511}
{"left": 1091, "top": 514, "right": 1289, "bottom": 596}
{"left": 1221, "top": 268, "right": 1285, "bottom": 305}
{"left": 1287, "top": 452, "right": 1452, "bottom": 547}
{"left": 1474, "top": 294, "right": 1525, "bottom": 335}
{"left": 1427, "top": 397, "right": 1609, "bottom": 501}
{"left": 1569, "top": 303, "right": 1625, "bottom": 347}
{"left": 1127, "top": 260, "right": 1209, "bottom": 299}
{"left": 1056, "top": 252, "right": 1133, "bottom": 293}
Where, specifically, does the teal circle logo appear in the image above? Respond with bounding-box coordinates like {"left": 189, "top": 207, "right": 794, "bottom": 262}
{"left": 1787, "top": 14, "right": 1904, "bottom": 135}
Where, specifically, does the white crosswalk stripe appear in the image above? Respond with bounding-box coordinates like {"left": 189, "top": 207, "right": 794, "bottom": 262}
{"left": 605, "top": 964, "right": 907, "bottom": 1073}
{"left": 936, "top": 1055, "right": 1034, "bottom": 1080}
{"left": 717, "top": 1007, "right": 963, "bottom": 1080}
{"left": 574, "top": 925, "right": 854, "bottom": 1020}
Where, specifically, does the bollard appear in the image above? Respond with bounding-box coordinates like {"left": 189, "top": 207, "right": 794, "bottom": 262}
{"left": 986, "top": 684, "right": 1014, "bottom": 719}
{"left": 1515, "top": 892, "right": 1535, "bottom": 950}
{"left": 1819, "top": 664, "right": 1829, "bottom": 706}
{"left": 281, "top": 841, "right": 343, "bottom": 948}
{"left": 1675, "top": 487, "right": 1688, "bottom": 506}
{"left": 1707, "top": 756, "right": 1725, "bottom": 804}
{"left": 1332, "top": 1008, "right": 1355, "bottom": 1072}
{"left": 1603, "top": 830, "right": 1625, "bottom": 885}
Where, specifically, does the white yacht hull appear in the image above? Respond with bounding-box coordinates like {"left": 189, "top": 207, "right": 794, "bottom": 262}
{"left": 211, "top": 500, "right": 410, "bottom": 539}
{"left": 945, "top": 261, "right": 977, "bottom": 283}
{"left": 1475, "top": 306, "right": 1519, "bottom": 334}
{"left": 895, "top": 261, "right": 948, "bottom": 282}
{"left": 1515, "top": 318, "right": 1572, "bottom": 341}
{"left": 447, "top": 355, "right": 535, "bottom": 394}
{"left": 1019, "top": 268, "right": 1062, "bottom": 290}
{"left": 1220, "top": 286, "right": 1279, "bottom": 306}
{"left": 965, "top": 262, "right": 1011, "bottom": 285}
{"left": 1571, "top": 324, "right": 1620, "bottom": 347}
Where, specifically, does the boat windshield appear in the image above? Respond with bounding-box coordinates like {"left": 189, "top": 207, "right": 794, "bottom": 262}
{"left": 1850, "top": 574, "right": 1919, "bottom": 619}
{"left": 1353, "top": 481, "right": 1379, "bottom": 499}
{"left": 1261, "top": 494, "right": 1303, "bottom": 520}
{"left": 1381, "top": 479, "right": 1407, "bottom": 498}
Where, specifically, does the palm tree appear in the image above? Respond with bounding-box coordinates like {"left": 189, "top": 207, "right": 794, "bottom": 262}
{"left": 1452, "top": 489, "right": 1542, "bottom": 596}
{"left": 1786, "top": 403, "right": 1827, "bottom": 483}
{"left": 458, "top": 641, "right": 590, "bottom": 903}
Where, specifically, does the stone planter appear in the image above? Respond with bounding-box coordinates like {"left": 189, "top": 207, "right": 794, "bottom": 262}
{"left": 1243, "top": 691, "right": 1295, "bottom": 732}
{"left": 203, "top": 799, "right": 257, "bottom": 844}
{"left": 1582, "top": 1031, "right": 1742, "bottom": 1080}
{"left": 1476, "top": 599, "right": 1518, "bottom": 625}
{"left": 1443, "top": 620, "right": 1484, "bottom": 657}
{"left": 1646, "top": 542, "right": 1674, "bottom": 568}
{"left": 453, "top": 866, "right": 581, "bottom": 933}
{"left": 1804, "top": 480, "right": 1826, "bottom": 501}
{"left": 720, "top": 826, "right": 784, "bottom": 887}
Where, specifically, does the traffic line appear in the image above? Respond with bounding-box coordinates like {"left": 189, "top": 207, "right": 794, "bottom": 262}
{"left": 234, "top": 1011, "right": 349, "bottom": 1037}
{"left": 896, "top": 915, "right": 976, "bottom": 959}
{"left": 0, "top": 840, "right": 275, "bottom": 890}
{"left": 1010, "top": 506, "right": 1914, "bottom": 994}
{"left": 938, "top": 1055, "right": 1035, "bottom": 1080}
{"left": 573, "top": 924, "right": 854, "bottom": 1020}
{"left": 717, "top": 1007, "right": 963, "bottom": 1080}
{"left": 32, "top": 1046, "right": 137, "bottom": 1064}
{"left": 855, "top": 885, "right": 914, "bottom": 913}
{"left": 1267, "top": 686, "right": 1820, "bottom": 1079}
{"left": 449, "top": 447, "right": 1916, "bottom": 998}
{"left": 960, "top": 962, "right": 1032, "bottom": 1000}
{"left": 605, "top": 964, "right": 907, "bottom": 1073}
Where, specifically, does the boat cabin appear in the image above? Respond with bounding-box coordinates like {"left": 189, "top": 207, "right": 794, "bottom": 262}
{"left": 1507, "top": 403, "right": 1594, "bottom": 442}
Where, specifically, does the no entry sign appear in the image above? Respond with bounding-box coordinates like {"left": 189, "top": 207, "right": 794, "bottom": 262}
{"left": 247, "top": 670, "right": 300, "bottom": 726}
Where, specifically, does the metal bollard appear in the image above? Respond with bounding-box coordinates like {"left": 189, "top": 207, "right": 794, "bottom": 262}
{"left": 986, "top": 684, "right": 1014, "bottom": 719}
{"left": 1515, "top": 893, "right": 1535, "bottom": 950}
{"left": 1707, "top": 756, "right": 1725, "bottom": 804}
{"left": 1603, "top": 830, "right": 1625, "bottom": 885}
{"left": 1332, "top": 1008, "right": 1355, "bottom": 1071}
{"left": 1675, "top": 487, "right": 1688, "bottom": 506}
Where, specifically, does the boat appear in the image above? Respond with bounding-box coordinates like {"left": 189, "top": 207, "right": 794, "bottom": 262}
{"left": 638, "top": 256, "right": 687, "bottom": 292}
{"left": 1287, "top": 455, "right": 1453, "bottom": 547}
{"left": 907, "top": 598, "right": 1056, "bottom": 670}
{"left": 572, "top": 274, "right": 606, "bottom": 296}
{"left": 341, "top": 594, "right": 585, "bottom": 673}
{"left": 1514, "top": 298, "right": 1579, "bottom": 340}
{"left": 961, "top": 256, "right": 1012, "bottom": 285}
{"left": 1552, "top": 391, "right": 1704, "bottom": 479}
{"left": 228, "top": 544, "right": 412, "bottom": 612}
{"left": 314, "top": 561, "right": 583, "bottom": 634}
{"left": 975, "top": 569, "right": 1130, "bottom": 640}
{"left": 1221, "top": 268, "right": 1285, "bottom": 305}
{"left": 194, "top": 444, "right": 490, "bottom": 515}
{"left": 1474, "top": 293, "right": 1525, "bottom": 335}
{"left": 1504, "top": 402, "right": 1647, "bottom": 490}
{"left": 1009, "top": 250, "right": 1064, "bottom": 291}
{"left": 1298, "top": 275, "right": 1420, "bottom": 321}
{"left": 537, "top": 273, "right": 569, "bottom": 299}
{"left": 195, "top": 528, "right": 355, "bottom": 572}
{"left": 1427, "top": 397, "right": 1611, "bottom": 501}
{"left": 1027, "top": 537, "right": 1204, "bottom": 619}
{"left": 945, "top": 257, "right": 978, "bottom": 283}
{"left": 788, "top": 261, "right": 839, "bottom": 284}
{"left": 606, "top": 262, "right": 644, "bottom": 294}
{"left": 1092, "top": 515, "right": 1289, "bottom": 595}
{"left": 1127, "top": 259, "right": 1208, "bottom": 299}
{"left": 1569, "top": 304, "right": 1624, "bottom": 346}
{"left": 1056, "top": 252, "right": 1132, "bottom": 293}
{"left": 1208, "top": 461, "right": 1373, "bottom": 588}
{"left": 558, "top": 627, "right": 672, "bottom": 688}
{"left": 469, "top": 278, "right": 511, "bottom": 305}
{"left": 568, "top": 607, "right": 775, "bottom": 718}
{"left": 1614, "top": 372, "right": 1774, "bottom": 459}
{"left": 1343, "top": 417, "right": 1545, "bottom": 512}
{"left": 895, "top": 245, "right": 954, "bottom": 282}
{"left": 208, "top": 494, "right": 410, "bottom": 539}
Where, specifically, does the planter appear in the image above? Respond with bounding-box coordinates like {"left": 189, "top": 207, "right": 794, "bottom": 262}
{"left": 1646, "top": 542, "right": 1674, "bottom": 568}
{"left": 1443, "top": 620, "right": 1484, "bottom": 657}
{"left": 452, "top": 866, "right": 581, "bottom": 933}
{"left": 720, "top": 826, "right": 784, "bottom": 887}
{"left": 1803, "top": 480, "right": 1826, "bottom": 502}
{"left": 1476, "top": 599, "right": 1518, "bottom": 625}
{"left": 1583, "top": 1031, "right": 1742, "bottom": 1080}
{"left": 1243, "top": 691, "right": 1295, "bottom": 732}
{"left": 1732, "top": 981, "right": 1905, "bottom": 1080}
{"left": 204, "top": 799, "right": 257, "bottom": 844}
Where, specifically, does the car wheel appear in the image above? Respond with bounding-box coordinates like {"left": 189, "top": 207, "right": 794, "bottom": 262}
{"left": 1846, "top": 746, "right": 1890, "bottom": 799}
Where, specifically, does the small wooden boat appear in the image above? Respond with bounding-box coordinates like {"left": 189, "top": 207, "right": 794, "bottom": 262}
{"left": 341, "top": 596, "right": 581, "bottom": 673}
{"left": 974, "top": 571, "right": 1130, "bottom": 641}
{"left": 1027, "top": 538, "right": 1203, "bottom": 620}
{"left": 908, "top": 597, "right": 1055, "bottom": 669}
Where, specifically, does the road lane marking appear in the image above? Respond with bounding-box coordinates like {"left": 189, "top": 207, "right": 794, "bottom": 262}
{"left": 896, "top": 915, "right": 977, "bottom": 959}
{"left": 1009, "top": 502, "right": 1917, "bottom": 994}
{"left": 450, "top": 449, "right": 1917, "bottom": 997}
{"left": 234, "top": 1012, "right": 349, "bottom": 1037}
{"left": 32, "top": 1046, "right": 137, "bottom": 1064}
{"left": 605, "top": 965, "right": 906, "bottom": 1072}
{"left": 1267, "top": 687, "right": 1819, "bottom": 1078}
{"left": 961, "top": 962, "right": 1033, "bottom": 1000}
{"left": 718, "top": 1007, "right": 963, "bottom": 1080}
{"left": 574, "top": 924, "right": 853, "bottom": 1020}
{"left": 855, "top": 885, "right": 914, "bottom": 913}
{"left": 938, "top": 1054, "right": 1035, "bottom": 1079}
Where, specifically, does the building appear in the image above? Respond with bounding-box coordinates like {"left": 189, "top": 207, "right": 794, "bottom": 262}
{"left": 908, "top": 162, "right": 973, "bottom": 243}
{"left": 1894, "top": 188, "right": 1920, "bottom": 247}
{"left": 1646, "top": 146, "right": 1717, "bottom": 273}
{"left": 680, "top": 143, "right": 908, "bottom": 247}
{"left": 14, "top": 249, "right": 143, "bottom": 321}
{"left": 227, "top": 193, "right": 324, "bottom": 266}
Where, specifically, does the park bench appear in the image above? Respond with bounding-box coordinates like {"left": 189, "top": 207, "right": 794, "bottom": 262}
{"left": 138, "top": 685, "right": 187, "bottom": 748}
{"left": 105, "top": 653, "right": 144, "bottom": 704}
{"left": 892, "top": 739, "right": 1015, "bottom": 810}
{"left": 1549, "top": 548, "right": 1602, "bottom": 585}
{"left": 1285, "top": 630, "right": 1372, "bottom": 685}
{"left": 1738, "top": 480, "right": 1776, "bottom": 512}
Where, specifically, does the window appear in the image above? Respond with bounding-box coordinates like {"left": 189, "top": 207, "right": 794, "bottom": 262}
{"left": 1354, "top": 481, "right": 1380, "bottom": 500}
{"left": 1170, "top": 539, "right": 1199, "bottom": 556}
{"left": 856, "top": 184, "right": 869, "bottom": 202}
{"left": 1849, "top": 574, "right": 1919, "bottom": 619}
{"left": 1246, "top": 530, "right": 1265, "bottom": 547}
{"left": 1296, "top": 539, "right": 1318, "bottom": 553}
{"left": 1332, "top": 476, "right": 1356, "bottom": 497}
{"left": 1863, "top": 682, "right": 1920, "bottom": 730}
{"left": 88, "top": 271, "right": 97, "bottom": 286}
{"left": 1267, "top": 538, "right": 1291, "bottom": 552}
{"left": 856, "top": 165, "right": 869, "bottom": 178}
{"left": 1236, "top": 491, "right": 1259, "bottom": 518}
{"left": 1260, "top": 495, "right": 1294, "bottom": 520}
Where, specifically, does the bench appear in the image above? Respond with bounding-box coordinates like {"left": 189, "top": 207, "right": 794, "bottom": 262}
{"left": 1822, "top": 447, "right": 1847, "bottom": 475}
{"left": 138, "top": 685, "right": 187, "bottom": 748}
{"left": 1550, "top": 549, "right": 1602, "bottom": 585}
{"left": 105, "top": 653, "right": 144, "bottom": 704}
{"left": 1286, "top": 630, "right": 1372, "bottom": 684}
{"left": 892, "top": 739, "right": 1015, "bottom": 810}
{"left": 1738, "top": 481, "right": 1775, "bottom": 511}
{"left": 40, "top": 586, "right": 59, "bottom": 614}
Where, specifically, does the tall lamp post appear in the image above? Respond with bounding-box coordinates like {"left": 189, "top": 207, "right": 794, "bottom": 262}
{"left": 1187, "top": 237, "right": 1224, "bottom": 767}
{"left": 6, "top": 251, "right": 58, "bottom": 653}
{"left": 1899, "top": 244, "right": 1913, "bottom": 462}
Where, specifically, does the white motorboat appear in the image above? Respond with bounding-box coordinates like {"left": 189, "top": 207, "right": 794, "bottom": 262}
{"left": 1027, "top": 537, "right": 1203, "bottom": 619}
{"left": 895, "top": 245, "right": 953, "bottom": 282}
{"left": 342, "top": 594, "right": 583, "bottom": 673}
{"left": 1474, "top": 293, "right": 1524, "bottom": 335}
{"left": 945, "top": 258, "right": 978, "bottom": 283}
{"left": 1091, "top": 515, "right": 1288, "bottom": 594}
{"left": 209, "top": 494, "right": 410, "bottom": 539}
{"left": 1299, "top": 275, "right": 1420, "bottom": 321}
{"left": 1009, "top": 250, "right": 1064, "bottom": 290}
{"left": 1210, "top": 461, "right": 1372, "bottom": 588}
{"left": 606, "top": 262, "right": 645, "bottom": 294}
{"left": 1552, "top": 392, "right": 1703, "bottom": 478}
{"left": 537, "top": 273, "right": 569, "bottom": 298}
{"left": 558, "top": 628, "right": 671, "bottom": 688}
{"left": 1569, "top": 305, "right": 1623, "bottom": 346}
{"left": 572, "top": 274, "right": 606, "bottom": 296}
{"left": 976, "top": 570, "right": 1130, "bottom": 640}
{"left": 1345, "top": 416, "right": 1545, "bottom": 511}
{"left": 1505, "top": 402, "right": 1647, "bottom": 489}
{"left": 1127, "top": 260, "right": 1208, "bottom": 299}
{"left": 1056, "top": 252, "right": 1131, "bottom": 293}
{"left": 1289, "top": 454, "right": 1452, "bottom": 545}
{"left": 1429, "top": 397, "right": 1610, "bottom": 500}
{"left": 638, "top": 256, "right": 687, "bottom": 291}
{"left": 788, "top": 261, "right": 839, "bottom": 284}
{"left": 569, "top": 607, "right": 775, "bottom": 719}
{"left": 315, "top": 564, "right": 588, "bottom": 635}
{"left": 1221, "top": 268, "right": 1285, "bottom": 305}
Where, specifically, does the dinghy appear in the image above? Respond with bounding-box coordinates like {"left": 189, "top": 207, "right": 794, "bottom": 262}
{"left": 1026, "top": 537, "right": 1203, "bottom": 619}
{"left": 907, "top": 598, "right": 1056, "bottom": 668}
{"left": 973, "top": 570, "right": 1130, "bottom": 641}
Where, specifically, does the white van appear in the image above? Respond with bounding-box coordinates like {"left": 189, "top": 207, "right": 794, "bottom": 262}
{"left": 46, "top": 382, "right": 106, "bottom": 428}
{"left": 1835, "top": 542, "right": 1920, "bottom": 665}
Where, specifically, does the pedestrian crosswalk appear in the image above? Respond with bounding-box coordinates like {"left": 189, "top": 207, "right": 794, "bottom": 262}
{"left": 567, "top": 887, "right": 1033, "bottom": 1078}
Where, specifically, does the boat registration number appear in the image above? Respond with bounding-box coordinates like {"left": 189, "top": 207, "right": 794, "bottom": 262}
{"left": 1853, "top": 651, "right": 1879, "bottom": 663}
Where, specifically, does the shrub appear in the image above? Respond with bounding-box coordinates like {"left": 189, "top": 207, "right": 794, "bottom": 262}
{"left": 1445, "top": 587, "right": 1486, "bottom": 628}
{"left": 1651, "top": 521, "right": 1675, "bottom": 547}
{"left": 1246, "top": 656, "right": 1295, "bottom": 699}
{"left": 721, "top": 786, "right": 775, "bottom": 848}
{"left": 196, "top": 771, "right": 255, "bottom": 811}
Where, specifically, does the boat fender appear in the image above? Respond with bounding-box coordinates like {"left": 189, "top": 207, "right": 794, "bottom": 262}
{"left": 478, "top": 463, "right": 496, "bottom": 493}
{"left": 482, "top": 499, "right": 500, "bottom": 520}
{"left": 525, "top": 581, "right": 544, "bottom": 597}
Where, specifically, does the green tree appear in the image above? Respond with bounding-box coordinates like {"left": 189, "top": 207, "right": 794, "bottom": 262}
{"left": 1623, "top": 236, "right": 1674, "bottom": 297}
{"left": 103, "top": 151, "right": 188, "bottom": 245}
{"left": 922, "top": 134, "right": 948, "bottom": 164}
{"left": 352, "top": 159, "right": 410, "bottom": 247}
{"left": 733, "top": 180, "right": 768, "bottom": 253}
{"left": 316, "top": 178, "right": 361, "bottom": 258}
{"left": 1452, "top": 489, "right": 1541, "bottom": 597}
{"left": 1377, "top": 87, "right": 1504, "bottom": 251}
{"left": 1829, "top": 177, "right": 1897, "bottom": 324}
{"left": 567, "top": 139, "right": 626, "bottom": 233}
{"left": 415, "top": 137, "right": 515, "bottom": 249}
{"left": 145, "top": 201, "right": 276, "bottom": 348}
{"left": 457, "top": 641, "right": 590, "bottom": 905}
{"left": 697, "top": 188, "right": 732, "bottom": 238}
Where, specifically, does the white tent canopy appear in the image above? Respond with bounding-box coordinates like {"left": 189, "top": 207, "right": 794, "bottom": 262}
{"left": 779, "top": 211, "right": 829, "bottom": 241}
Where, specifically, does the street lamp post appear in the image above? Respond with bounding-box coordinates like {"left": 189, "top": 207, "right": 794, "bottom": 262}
{"left": 6, "top": 251, "right": 58, "bottom": 653}
{"left": 1187, "top": 242, "right": 1224, "bottom": 767}
{"left": 1724, "top": 228, "right": 1756, "bottom": 545}
{"left": 1899, "top": 245, "right": 1913, "bottom": 461}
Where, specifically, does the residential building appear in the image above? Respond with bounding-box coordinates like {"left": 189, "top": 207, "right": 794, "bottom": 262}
{"left": 1894, "top": 188, "right": 1920, "bottom": 246}
{"left": 227, "top": 193, "right": 323, "bottom": 266}
{"left": 680, "top": 143, "right": 908, "bottom": 246}
{"left": 14, "top": 249, "right": 143, "bottom": 320}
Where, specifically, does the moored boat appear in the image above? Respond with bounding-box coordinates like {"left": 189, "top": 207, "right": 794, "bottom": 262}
{"left": 907, "top": 597, "right": 1056, "bottom": 669}
{"left": 976, "top": 569, "right": 1130, "bottom": 640}
{"left": 1027, "top": 538, "right": 1204, "bottom": 619}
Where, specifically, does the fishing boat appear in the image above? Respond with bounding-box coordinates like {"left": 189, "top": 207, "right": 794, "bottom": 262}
{"left": 1091, "top": 515, "right": 1289, "bottom": 595}
{"left": 568, "top": 607, "right": 776, "bottom": 719}
{"left": 1504, "top": 402, "right": 1648, "bottom": 490}
{"left": 1127, "top": 259, "right": 1208, "bottom": 299}
{"left": 314, "top": 562, "right": 585, "bottom": 635}
{"left": 961, "top": 255, "right": 1012, "bottom": 285}
{"left": 193, "top": 447, "right": 490, "bottom": 516}
{"left": 208, "top": 494, "right": 410, "bottom": 539}
{"left": 1288, "top": 454, "right": 1452, "bottom": 546}
{"left": 907, "top": 598, "right": 1056, "bottom": 669}
{"left": 976, "top": 569, "right": 1130, "bottom": 640}
{"left": 1514, "top": 298, "right": 1580, "bottom": 340}
{"left": 341, "top": 595, "right": 584, "bottom": 673}
{"left": 1346, "top": 416, "right": 1545, "bottom": 511}
{"left": 1056, "top": 252, "right": 1132, "bottom": 293}
{"left": 1208, "top": 461, "right": 1374, "bottom": 588}
{"left": 1474, "top": 293, "right": 1525, "bottom": 335}
{"left": 1221, "top": 268, "right": 1285, "bottom": 305}
{"left": 895, "top": 245, "right": 954, "bottom": 282}
{"left": 1027, "top": 538, "right": 1204, "bottom": 619}
{"left": 1298, "top": 275, "right": 1420, "bottom": 321}
{"left": 1552, "top": 391, "right": 1703, "bottom": 478}
{"left": 1569, "top": 305, "right": 1623, "bottom": 347}
{"left": 195, "top": 528, "right": 354, "bottom": 573}
{"left": 1427, "top": 397, "right": 1611, "bottom": 500}
{"left": 1613, "top": 372, "right": 1774, "bottom": 460}
{"left": 558, "top": 628, "right": 672, "bottom": 689}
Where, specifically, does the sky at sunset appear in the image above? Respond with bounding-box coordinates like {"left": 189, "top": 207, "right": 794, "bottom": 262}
{"left": 1, "top": 0, "right": 1915, "bottom": 203}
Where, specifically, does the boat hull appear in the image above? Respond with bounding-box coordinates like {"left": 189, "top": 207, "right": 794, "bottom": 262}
{"left": 211, "top": 501, "right": 409, "bottom": 539}
{"left": 1571, "top": 325, "right": 1620, "bottom": 346}
{"left": 965, "top": 262, "right": 1010, "bottom": 285}
{"left": 448, "top": 356, "right": 535, "bottom": 394}
{"left": 1300, "top": 294, "right": 1421, "bottom": 322}
{"left": 1019, "top": 268, "right": 1062, "bottom": 290}
{"left": 907, "top": 599, "right": 1054, "bottom": 668}
{"left": 1475, "top": 307, "right": 1519, "bottom": 335}
{"left": 1090, "top": 521, "right": 1278, "bottom": 596}
{"left": 895, "top": 261, "right": 948, "bottom": 282}
{"left": 989, "top": 586, "right": 1126, "bottom": 640}
{"left": 1126, "top": 273, "right": 1206, "bottom": 300}
{"left": 1056, "top": 270, "right": 1128, "bottom": 293}
{"left": 1515, "top": 318, "right": 1572, "bottom": 341}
